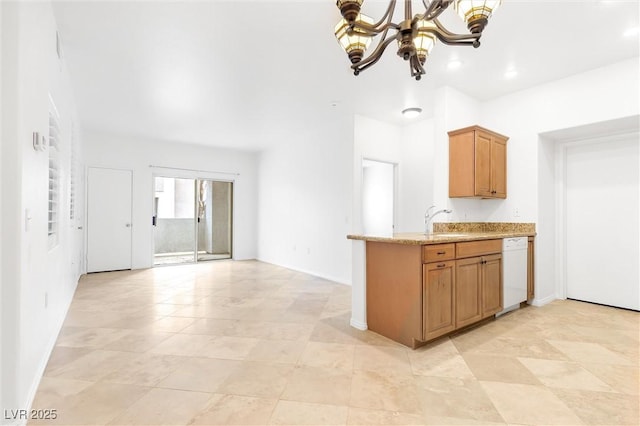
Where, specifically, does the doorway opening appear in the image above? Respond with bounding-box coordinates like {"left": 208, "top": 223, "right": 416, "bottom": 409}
{"left": 153, "top": 177, "right": 232, "bottom": 265}
{"left": 362, "top": 159, "right": 396, "bottom": 236}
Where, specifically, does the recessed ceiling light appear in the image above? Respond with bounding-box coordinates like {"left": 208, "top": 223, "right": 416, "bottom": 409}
{"left": 402, "top": 107, "right": 422, "bottom": 118}
{"left": 504, "top": 69, "right": 518, "bottom": 79}
{"left": 623, "top": 26, "right": 639, "bottom": 38}
{"left": 447, "top": 59, "right": 462, "bottom": 70}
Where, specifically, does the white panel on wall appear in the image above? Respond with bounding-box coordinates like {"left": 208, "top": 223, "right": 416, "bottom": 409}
{"left": 362, "top": 159, "right": 394, "bottom": 236}
{"left": 565, "top": 135, "right": 639, "bottom": 310}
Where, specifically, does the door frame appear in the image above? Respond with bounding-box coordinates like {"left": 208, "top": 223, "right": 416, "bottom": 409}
{"left": 150, "top": 167, "right": 235, "bottom": 265}
{"left": 555, "top": 131, "right": 640, "bottom": 302}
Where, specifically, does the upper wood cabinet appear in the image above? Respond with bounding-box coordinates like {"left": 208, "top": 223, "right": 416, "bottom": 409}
{"left": 448, "top": 125, "right": 509, "bottom": 199}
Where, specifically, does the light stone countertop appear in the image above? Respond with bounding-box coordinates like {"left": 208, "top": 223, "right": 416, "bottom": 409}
{"left": 347, "top": 222, "right": 536, "bottom": 245}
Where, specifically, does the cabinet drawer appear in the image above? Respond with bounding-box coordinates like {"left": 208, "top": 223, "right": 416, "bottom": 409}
{"left": 456, "top": 239, "right": 502, "bottom": 258}
{"left": 423, "top": 244, "right": 456, "bottom": 263}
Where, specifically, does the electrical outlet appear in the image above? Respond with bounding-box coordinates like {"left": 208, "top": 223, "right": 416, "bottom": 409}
{"left": 514, "top": 208, "right": 520, "bottom": 218}
{"left": 44, "top": 292, "right": 48, "bottom": 308}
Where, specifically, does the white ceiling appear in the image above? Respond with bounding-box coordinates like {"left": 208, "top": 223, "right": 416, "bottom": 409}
{"left": 52, "top": 0, "right": 639, "bottom": 151}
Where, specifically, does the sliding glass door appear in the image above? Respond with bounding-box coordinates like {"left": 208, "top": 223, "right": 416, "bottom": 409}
{"left": 196, "top": 180, "right": 232, "bottom": 261}
{"left": 153, "top": 177, "right": 232, "bottom": 265}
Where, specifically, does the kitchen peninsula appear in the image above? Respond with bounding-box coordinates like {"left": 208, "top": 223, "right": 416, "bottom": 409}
{"left": 347, "top": 223, "right": 536, "bottom": 348}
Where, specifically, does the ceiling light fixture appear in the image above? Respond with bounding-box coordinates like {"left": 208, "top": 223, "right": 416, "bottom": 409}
{"left": 402, "top": 107, "right": 422, "bottom": 118}
{"left": 334, "top": 0, "right": 502, "bottom": 80}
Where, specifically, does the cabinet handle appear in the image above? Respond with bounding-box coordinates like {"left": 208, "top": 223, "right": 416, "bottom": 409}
{"left": 437, "top": 263, "right": 446, "bottom": 268}
{"left": 437, "top": 251, "right": 446, "bottom": 255}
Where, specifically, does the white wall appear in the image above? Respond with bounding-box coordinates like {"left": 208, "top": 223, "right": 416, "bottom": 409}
{"left": 397, "top": 118, "right": 435, "bottom": 232}
{"left": 0, "top": 0, "right": 4, "bottom": 410}
{"left": 1, "top": 0, "right": 84, "bottom": 418}
{"left": 350, "top": 114, "right": 440, "bottom": 328}
{"left": 432, "top": 86, "right": 481, "bottom": 216}
{"left": 1, "top": 1, "right": 23, "bottom": 415}
{"left": 83, "top": 133, "right": 258, "bottom": 268}
{"left": 257, "top": 110, "right": 352, "bottom": 284}
{"left": 481, "top": 58, "right": 639, "bottom": 304}
{"left": 350, "top": 115, "right": 402, "bottom": 327}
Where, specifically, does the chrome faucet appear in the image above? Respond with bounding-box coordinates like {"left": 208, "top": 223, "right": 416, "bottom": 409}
{"left": 424, "top": 205, "right": 452, "bottom": 235}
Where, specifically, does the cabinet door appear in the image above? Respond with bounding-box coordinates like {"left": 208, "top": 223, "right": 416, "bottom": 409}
{"left": 491, "top": 137, "right": 507, "bottom": 198}
{"left": 423, "top": 261, "right": 456, "bottom": 341}
{"left": 481, "top": 254, "right": 503, "bottom": 318}
{"left": 455, "top": 257, "right": 482, "bottom": 328}
{"left": 474, "top": 131, "right": 493, "bottom": 197}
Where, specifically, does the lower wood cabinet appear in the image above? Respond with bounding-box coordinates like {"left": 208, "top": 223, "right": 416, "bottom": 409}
{"left": 454, "top": 253, "right": 502, "bottom": 328}
{"left": 426, "top": 240, "right": 502, "bottom": 340}
{"left": 366, "top": 238, "right": 504, "bottom": 348}
{"left": 423, "top": 260, "right": 456, "bottom": 340}
{"left": 455, "top": 257, "right": 483, "bottom": 328}
{"left": 481, "top": 254, "right": 503, "bottom": 317}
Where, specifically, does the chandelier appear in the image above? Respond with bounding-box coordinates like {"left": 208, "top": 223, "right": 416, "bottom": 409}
{"left": 334, "top": 0, "right": 502, "bottom": 80}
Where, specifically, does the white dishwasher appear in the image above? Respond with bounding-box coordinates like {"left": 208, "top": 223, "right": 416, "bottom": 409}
{"left": 499, "top": 237, "right": 528, "bottom": 315}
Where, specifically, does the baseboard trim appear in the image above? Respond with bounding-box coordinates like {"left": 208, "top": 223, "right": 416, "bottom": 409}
{"left": 255, "top": 258, "right": 350, "bottom": 286}
{"left": 350, "top": 317, "right": 367, "bottom": 330}
{"left": 531, "top": 294, "right": 556, "bottom": 307}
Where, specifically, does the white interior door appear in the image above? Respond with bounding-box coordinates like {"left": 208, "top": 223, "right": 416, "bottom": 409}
{"left": 87, "top": 167, "right": 132, "bottom": 272}
{"left": 565, "top": 135, "right": 639, "bottom": 310}
{"left": 362, "top": 159, "right": 395, "bottom": 236}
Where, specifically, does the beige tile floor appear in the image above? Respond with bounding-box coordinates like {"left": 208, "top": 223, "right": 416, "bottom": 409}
{"left": 31, "top": 260, "right": 639, "bottom": 425}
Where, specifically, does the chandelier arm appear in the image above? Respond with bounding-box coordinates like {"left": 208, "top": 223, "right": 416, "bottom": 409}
{"left": 351, "top": 36, "right": 399, "bottom": 73}
{"left": 436, "top": 34, "right": 478, "bottom": 46}
{"left": 421, "top": 0, "right": 439, "bottom": 16}
{"left": 431, "top": 18, "right": 475, "bottom": 39}
{"left": 353, "top": 0, "right": 400, "bottom": 36}
{"left": 367, "top": 0, "right": 398, "bottom": 30}
{"left": 410, "top": 55, "right": 425, "bottom": 79}
{"left": 420, "top": 28, "right": 479, "bottom": 46}
{"left": 423, "top": 18, "right": 481, "bottom": 45}
{"left": 419, "top": 0, "right": 450, "bottom": 21}
{"left": 352, "top": 20, "right": 401, "bottom": 36}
